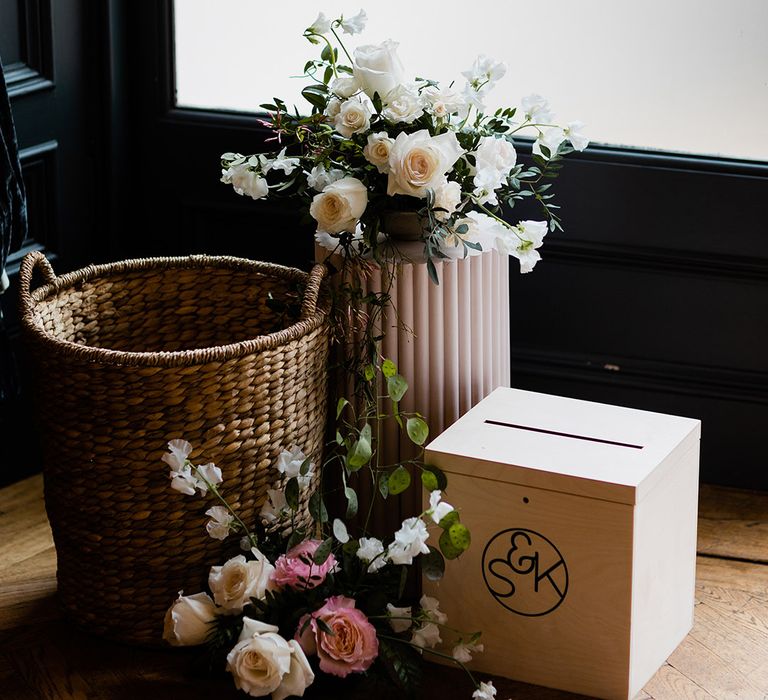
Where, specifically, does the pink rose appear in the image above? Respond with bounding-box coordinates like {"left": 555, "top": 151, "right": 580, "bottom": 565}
{"left": 296, "top": 596, "right": 379, "bottom": 678}
{"left": 271, "top": 540, "right": 338, "bottom": 591}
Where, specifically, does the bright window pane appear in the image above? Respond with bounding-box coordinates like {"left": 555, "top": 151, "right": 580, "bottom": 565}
{"left": 174, "top": 0, "right": 768, "bottom": 161}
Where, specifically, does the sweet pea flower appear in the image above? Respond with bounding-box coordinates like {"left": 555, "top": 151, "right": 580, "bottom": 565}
{"left": 268, "top": 147, "right": 301, "bottom": 175}
{"left": 276, "top": 446, "right": 314, "bottom": 489}
{"left": 411, "top": 622, "right": 441, "bottom": 650}
{"left": 386, "top": 603, "right": 412, "bottom": 633}
{"left": 428, "top": 490, "right": 455, "bottom": 525}
{"left": 260, "top": 488, "right": 289, "bottom": 525}
{"left": 357, "top": 536, "right": 386, "bottom": 573}
{"left": 296, "top": 596, "right": 379, "bottom": 677}
{"left": 162, "top": 439, "right": 192, "bottom": 471}
{"left": 521, "top": 93, "right": 554, "bottom": 123}
{"left": 205, "top": 505, "right": 234, "bottom": 540}
{"left": 272, "top": 540, "right": 338, "bottom": 590}
{"left": 453, "top": 639, "right": 485, "bottom": 663}
{"left": 387, "top": 516, "right": 430, "bottom": 565}
{"left": 340, "top": 9, "right": 367, "bottom": 35}
{"left": 473, "top": 680, "right": 498, "bottom": 700}
{"left": 565, "top": 120, "right": 589, "bottom": 151}
{"left": 307, "top": 12, "right": 331, "bottom": 35}
{"left": 420, "top": 595, "right": 448, "bottom": 625}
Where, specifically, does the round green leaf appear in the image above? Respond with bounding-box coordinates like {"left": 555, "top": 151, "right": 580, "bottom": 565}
{"left": 387, "top": 374, "right": 408, "bottom": 402}
{"left": 388, "top": 465, "right": 411, "bottom": 495}
{"left": 406, "top": 417, "right": 429, "bottom": 446}
{"left": 382, "top": 359, "right": 397, "bottom": 378}
{"left": 421, "top": 470, "right": 439, "bottom": 492}
{"left": 439, "top": 529, "right": 462, "bottom": 560}
{"left": 422, "top": 545, "right": 445, "bottom": 581}
{"left": 438, "top": 510, "right": 460, "bottom": 530}
{"left": 422, "top": 465, "right": 448, "bottom": 491}
{"left": 448, "top": 523, "right": 471, "bottom": 551}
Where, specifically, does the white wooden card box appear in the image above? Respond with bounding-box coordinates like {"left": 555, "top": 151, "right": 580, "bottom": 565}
{"left": 423, "top": 387, "right": 701, "bottom": 700}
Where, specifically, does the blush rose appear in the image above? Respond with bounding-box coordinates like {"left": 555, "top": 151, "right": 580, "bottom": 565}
{"left": 271, "top": 539, "right": 338, "bottom": 591}
{"left": 296, "top": 596, "right": 379, "bottom": 677}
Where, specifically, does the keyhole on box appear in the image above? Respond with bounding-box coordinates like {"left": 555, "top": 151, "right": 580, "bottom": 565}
{"left": 523, "top": 497, "right": 529, "bottom": 504}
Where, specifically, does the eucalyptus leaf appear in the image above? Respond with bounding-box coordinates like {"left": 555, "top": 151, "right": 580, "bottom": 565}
{"left": 309, "top": 489, "right": 329, "bottom": 523}
{"left": 344, "top": 485, "right": 358, "bottom": 518}
{"left": 313, "top": 536, "right": 334, "bottom": 565}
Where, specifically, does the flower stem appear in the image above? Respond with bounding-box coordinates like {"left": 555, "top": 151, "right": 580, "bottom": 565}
{"left": 330, "top": 25, "right": 354, "bottom": 65}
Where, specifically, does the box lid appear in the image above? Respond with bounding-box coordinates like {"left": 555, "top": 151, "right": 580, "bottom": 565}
{"left": 425, "top": 388, "right": 701, "bottom": 505}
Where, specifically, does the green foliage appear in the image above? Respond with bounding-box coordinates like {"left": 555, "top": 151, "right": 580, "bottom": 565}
{"left": 309, "top": 489, "right": 329, "bottom": 523}
{"left": 312, "top": 537, "right": 334, "bottom": 565}
{"left": 388, "top": 466, "right": 411, "bottom": 495}
{"left": 285, "top": 478, "right": 299, "bottom": 511}
{"left": 406, "top": 416, "right": 429, "bottom": 445}
{"left": 387, "top": 374, "right": 408, "bottom": 402}
{"left": 377, "top": 638, "right": 422, "bottom": 698}
{"left": 421, "top": 464, "right": 448, "bottom": 491}
{"left": 347, "top": 423, "right": 372, "bottom": 470}
{"left": 421, "top": 545, "right": 446, "bottom": 581}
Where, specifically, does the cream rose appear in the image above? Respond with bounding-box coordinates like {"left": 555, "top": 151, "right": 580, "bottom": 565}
{"left": 309, "top": 177, "right": 368, "bottom": 233}
{"left": 387, "top": 130, "right": 464, "bottom": 198}
{"left": 274, "top": 640, "right": 315, "bottom": 700}
{"left": 208, "top": 550, "right": 275, "bottom": 614}
{"left": 353, "top": 40, "right": 405, "bottom": 100}
{"left": 227, "top": 628, "right": 292, "bottom": 697}
{"left": 325, "top": 97, "right": 342, "bottom": 120}
{"left": 162, "top": 591, "right": 216, "bottom": 646}
{"left": 363, "top": 132, "right": 395, "bottom": 174}
{"left": 381, "top": 84, "right": 424, "bottom": 124}
{"left": 334, "top": 98, "right": 371, "bottom": 138}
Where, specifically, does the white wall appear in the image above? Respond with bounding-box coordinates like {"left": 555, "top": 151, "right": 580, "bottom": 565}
{"left": 174, "top": 0, "right": 768, "bottom": 161}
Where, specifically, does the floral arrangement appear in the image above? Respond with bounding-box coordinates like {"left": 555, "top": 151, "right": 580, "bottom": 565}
{"left": 168, "top": 10, "right": 589, "bottom": 700}
{"left": 162, "top": 423, "right": 495, "bottom": 700}
{"left": 220, "top": 9, "right": 587, "bottom": 282}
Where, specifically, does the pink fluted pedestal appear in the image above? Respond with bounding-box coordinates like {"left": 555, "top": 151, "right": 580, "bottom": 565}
{"left": 319, "top": 242, "right": 511, "bottom": 533}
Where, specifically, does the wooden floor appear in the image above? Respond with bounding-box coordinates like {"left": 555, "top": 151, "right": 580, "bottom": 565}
{"left": 0, "top": 476, "right": 766, "bottom": 699}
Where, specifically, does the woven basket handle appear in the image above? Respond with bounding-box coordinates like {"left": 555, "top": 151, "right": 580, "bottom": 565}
{"left": 300, "top": 263, "right": 328, "bottom": 319}
{"left": 18, "top": 251, "right": 57, "bottom": 313}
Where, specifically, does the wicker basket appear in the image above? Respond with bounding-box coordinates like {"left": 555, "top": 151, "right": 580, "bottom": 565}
{"left": 18, "top": 251, "right": 330, "bottom": 645}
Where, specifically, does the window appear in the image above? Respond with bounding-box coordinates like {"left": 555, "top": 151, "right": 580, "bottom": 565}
{"left": 174, "top": 0, "right": 768, "bottom": 161}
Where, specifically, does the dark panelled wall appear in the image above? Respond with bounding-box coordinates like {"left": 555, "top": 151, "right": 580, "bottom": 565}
{"left": 1, "top": 0, "right": 766, "bottom": 489}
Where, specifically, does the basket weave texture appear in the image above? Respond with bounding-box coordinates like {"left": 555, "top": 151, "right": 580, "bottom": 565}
{"left": 19, "top": 251, "right": 330, "bottom": 645}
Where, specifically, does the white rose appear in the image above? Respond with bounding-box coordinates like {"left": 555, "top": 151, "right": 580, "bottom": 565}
{"left": 162, "top": 591, "right": 216, "bottom": 646}
{"left": 432, "top": 179, "right": 462, "bottom": 221}
{"left": 221, "top": 164, "right": 269, "bottom": 200}
{"left": 226, "top": 630, "right": 292, "bottom": 697}
{"left": 387, "top": 130, "right": 464, "bottom": 198}
{"left": 363, "top": 132, "right": 395, "bottom": 174}
{"left": 274, "top": 640, "right": 315, "bottom": 700}
{"left": 309, "top": 176, "right": 368, "bottom": 233}
{"left": 353, "top": 40, "right": 405, "bottom": 100}
{"left": 381, "top": 84, "right": 424, "bottom": 124}
{"left": 208, "top": 551, "right": 275, "bottom": 614}
{"left": 334, "top": 97, "right": 371, "bottom": 138}
{"left": 330, "top": 75, "right": 361, "bottom": 98}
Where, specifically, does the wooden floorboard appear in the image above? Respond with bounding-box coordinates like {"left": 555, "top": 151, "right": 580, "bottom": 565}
{"left": 0, "top": 475, "right": 766, "bottom": 699}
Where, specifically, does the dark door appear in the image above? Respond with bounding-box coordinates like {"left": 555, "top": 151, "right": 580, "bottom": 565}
{"left": 0, "top": 0, "right": 113, "bottom": 482}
